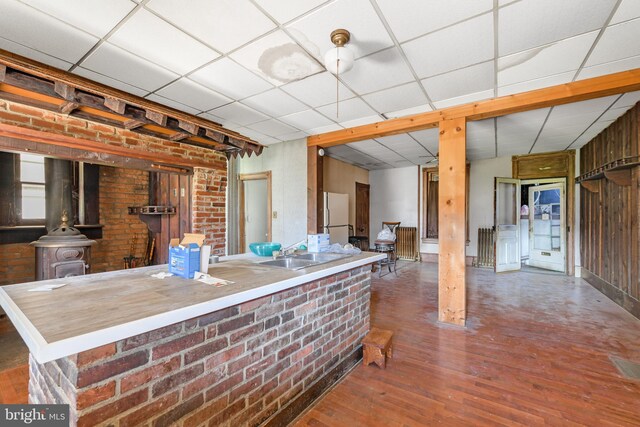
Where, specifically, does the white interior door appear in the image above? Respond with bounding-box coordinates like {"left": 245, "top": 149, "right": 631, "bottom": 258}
{"left": 495, "top": 178, "right": 521, "bottom": 272}
{"left": 528, "top": 183, "right": 565, "bottom": 272}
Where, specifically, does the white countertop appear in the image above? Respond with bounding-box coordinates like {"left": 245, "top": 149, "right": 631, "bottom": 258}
{"left": 0, "top": 252, "right": 385, "bottom": 363}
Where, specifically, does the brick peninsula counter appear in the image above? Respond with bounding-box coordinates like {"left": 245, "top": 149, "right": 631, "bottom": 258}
{"left": 0, "top": 252, "right": 385, "bottom": 426}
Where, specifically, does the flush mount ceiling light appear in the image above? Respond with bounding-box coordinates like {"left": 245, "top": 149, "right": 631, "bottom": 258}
{"left": 324, "top": 29, "right": 355, "bottom": 118}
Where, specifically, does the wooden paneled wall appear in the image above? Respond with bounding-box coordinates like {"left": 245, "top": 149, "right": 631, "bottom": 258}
{"left": 580, "top": 103, "right": 639, "bottom": 319}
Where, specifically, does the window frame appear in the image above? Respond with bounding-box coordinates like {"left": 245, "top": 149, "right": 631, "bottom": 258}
{"left": 421, "top": 163, "right": 470, "bottom": 243}
{"left": 14, "top": 154, "right": 46, "bottom": 225}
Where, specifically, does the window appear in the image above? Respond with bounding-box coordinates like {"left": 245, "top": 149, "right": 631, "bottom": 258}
{"left": 18, "top": 154, "right": 46, "bottom": 221}
{"left": 422, "top": 164, "right": 470, "bottom": 242}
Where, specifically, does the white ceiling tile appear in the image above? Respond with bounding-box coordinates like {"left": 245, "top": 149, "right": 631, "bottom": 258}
{"left": 316, "top": 98, "right": 377, "bottom": 122}
{"left": 498, "top": 0, "right": 616, "bottom": 56}
{"left": 377, "top": 0, "right": 493, "bottom": 43}
{"left": 281, "top": 72, "right": 354, "bottom": 107}
{"left": 80, "top": 42, "right": 178, "bottom": 92}
{"left": 433, "top": 89, "right": 494, "bottom": 109}
{"left": 279, "top": 109, "right": 334, "bottom": 130}
{"left": 498, "top": 31, "right": 597, "bottom": 87}
{"left": 242, "top": 89, "right": 308, "bottom": 116}
{"left": 588, "top": 106, "right": 629, "bottom": 123}
{"left": 230, "top": 30, "right": 323, "bottom": 86}
{"left": 547, "top": 96, "right": 618, "bottom": 120}
{"left": 190, "top": 58, "right": 273, "bottom": 100}
{"left": 384, "top": 104, "right": 433, "bottom": 119}
{"left": 155, "top": 78, "right": 232, "bottom": 111}
{"left": 209, "top": 102, "right": 269, "bottom": 125}
{"left": 610, "top": 0, "right": 640, "bottom": 25}
{"left": 74, "top": 67, "right": 148, "bottom": 97}
{"left": 279, "top": 130, "right": 309, "bottom": 142}
{"left": 363, "top": 82, "right": 428, "bottom": 115}
{"left": 246, "top": 119, "right": 299, "bottom": 137}
{"left": 236, "top": 127, "right": 282, "bottom": 145}
{"left": 21, "top": 0, "right": 135, "bottom": 38}
{"left": 611, "top": 91, "right": 640, "bottom": 108}
{"left": 497, "top": 108, "right": 550, "bottom": 154}
{"left": 340, "top": 48, "right": 414, "bottom": 94}
{"left": 147, "top": 0, "right": 275, "bottom": 53}
{"left": 409, "top": 128, "right": 439, "bottom": 153}
{"left": 307, "top": 123, "right": 343, "bottom": 135}
{"left": 402, "top": 13, "right": 493, "bottom": 78}
{"left": 145, "top": 93, "right": 201, "bottom": 115}
{"left": 109, "top": 8, "right": 218, "bottom": 74}
{"left": 376, "top": 134, "right": 427, "bottom": 154}
{"left": 497, "top": 72, "right": 574, "bottom": 96}
{"left": 0, "top": 1, "right": 98, "bottom": 63}
{"left": 422, "top": 61, "right": 494, "bottom": 102}
{"left": 586, "top": 18, "right": 640, "bottom": 67}
{"left": 253, "top": 0, "right": 328, "bottom": 25}
{"left": 197, "top": 112, "right": 240, "bottom": 128}
{"left": 287, "top": 0, "right": 394, "bottom": 60}
{"left": 578, "top": 54, "right": 640, "bottom": 80}
{"left": 339, "top": 115, "right": 383, "bottom": 128}
{"left": 0, "top": 37, "right": 72, "bottom": 70}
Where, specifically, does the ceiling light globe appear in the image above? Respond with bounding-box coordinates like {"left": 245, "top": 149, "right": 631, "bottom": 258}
{"left": 324, "top": 46, "right": 355, "bottom": 75}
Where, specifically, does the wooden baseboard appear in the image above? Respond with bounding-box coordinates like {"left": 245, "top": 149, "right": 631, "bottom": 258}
{"left": 582, "top": 269, "right": 640, "bottom": 320}
{"left": 264, "top": 345, "right": 362, "bottom": 426}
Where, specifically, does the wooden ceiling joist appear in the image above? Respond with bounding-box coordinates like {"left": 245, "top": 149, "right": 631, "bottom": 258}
{"left": 0, "top": 49, "right": 263, "bottom": 156}
{"left": 307, "top": 67, "right": 640, "bottom": 147}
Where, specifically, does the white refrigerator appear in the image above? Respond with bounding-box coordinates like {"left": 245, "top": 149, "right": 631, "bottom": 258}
{"left": 323, "top": 192, "right": 349, "bottom": 244}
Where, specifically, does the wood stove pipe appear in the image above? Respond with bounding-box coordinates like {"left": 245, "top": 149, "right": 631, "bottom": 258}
{"left": 45, "top": 158, "right": 73, "bottom": 231}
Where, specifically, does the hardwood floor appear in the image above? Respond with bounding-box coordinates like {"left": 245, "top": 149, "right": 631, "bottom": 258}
{"left": 294, "top": 262, "right": 640, "bottom": 426}
{"left": 2, "top": 262, "right": 639, "bottom": 425}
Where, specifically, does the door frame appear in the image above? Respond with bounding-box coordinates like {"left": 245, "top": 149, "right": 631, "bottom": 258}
{"left": 522, "top": 178, "right": 567, "bottom": 272}
{"left": 238, "top": 171, "right": 272, "bottom": 253}
{"left": 355, "top": 182, "right": 370, "bottom": 248}
{"left": 494, "top": 177, "right": 521, "bottom": 272}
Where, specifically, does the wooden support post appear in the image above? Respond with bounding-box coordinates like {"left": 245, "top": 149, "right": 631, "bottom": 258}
{"left": 307, "top": 146, "right": 323, "bottom": 234}
{"left": 438, "top": 117, "right": 467, "bottom": 326}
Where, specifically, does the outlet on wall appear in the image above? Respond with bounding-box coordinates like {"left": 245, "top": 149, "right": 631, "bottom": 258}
{"left": 272, "top": 211, "right": 278, "bottom": 219}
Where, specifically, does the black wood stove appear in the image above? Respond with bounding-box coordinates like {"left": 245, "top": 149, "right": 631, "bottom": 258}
{"left": 31, "top": 211, "right": 96, "bottom": 281}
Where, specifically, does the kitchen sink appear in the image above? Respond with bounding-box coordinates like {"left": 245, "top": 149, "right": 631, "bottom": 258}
{"left": 259, "top": 258, "right": 316, "bottom": 270}
{"left": 293, "top": 253, "right": 347, "bottom": 262}
{"left": 258, "top": 252, "right": 351, "bottom": 270}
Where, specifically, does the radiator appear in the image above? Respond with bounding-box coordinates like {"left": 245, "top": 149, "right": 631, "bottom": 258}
{"left": 474, "top": 227, "right": 494, "bottom": 268}
{"left": 396, "top": 227, "right": 418, "bottom": 261}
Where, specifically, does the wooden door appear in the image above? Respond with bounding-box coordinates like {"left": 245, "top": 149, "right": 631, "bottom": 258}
{"left": 355, "top": 182, "right": 370, "bottom": 249}
{"left": 495, "top": 177, "right": 521, "bottom": 272}
{"left": 528, "top": 182, "right": 566, "bottom": 272}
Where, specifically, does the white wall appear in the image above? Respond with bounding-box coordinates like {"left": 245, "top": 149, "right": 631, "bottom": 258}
{"left": 369, "top": 166, "right": 419, "bottom": 239}
{"left": 237, "top": 139, "right": 307, "bottom": 247}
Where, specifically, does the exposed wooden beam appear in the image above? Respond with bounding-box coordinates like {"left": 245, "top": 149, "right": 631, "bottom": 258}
{"left": 0, "top": 64, "right": 5, "bottom": 82}
{"left": 0, "top": 48, "right": 262, "bottom": 154}
{"left": 307, "top": 68, "right": 640, "bottom": 147}
{"left": 438, "top": 117, "right": 467, "bottom": 326}
{"left": 54, "top": 81, "right": 75, "bottom": 101}
{"left": 169, "top": 132, "right": 191, "bottom": 142}
{"left": 178, "top": 120, "right": 198, "bottom": 135}
{"left": 104, "top": 97, "right": 126, "bottom": 115}
{"left": 58, "top": 101, "right": 79, "bottom": 115}
{"left": 145, "top": 110, "right": 166, "bottom": 126}
{"left": 124, "top": 119, "right": 145, "bottom": 130}
{"left": 0, "top": 122, "right": 215, "bottom": 170}
{"left": 307, "top": 146, "right": 323, "bottom": 234}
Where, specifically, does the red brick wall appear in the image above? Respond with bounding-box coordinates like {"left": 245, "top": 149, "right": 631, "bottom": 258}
{"left": 92, "top": 166, "right": 150, "bottom": 273}
{"left": 0, "top": 100, "right": 228, "bottom": 283}
{"left": 29, "top": 267, "right": 371, "bottom": 426}
{"left": 0, "top": 243, "right": 34, "bottom": 285}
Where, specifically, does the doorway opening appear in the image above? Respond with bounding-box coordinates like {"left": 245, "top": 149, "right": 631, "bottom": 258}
{"left": 495, "top": 177, "right": 567, "bottom": 274}
{"left": 238, "top": 171, "right": 271, "bottom": 253}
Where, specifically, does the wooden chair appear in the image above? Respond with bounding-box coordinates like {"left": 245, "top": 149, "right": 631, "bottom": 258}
{"left": 362, "top": 327, "right": 393, "bottom": 369}
{"left": 374, "top": 221, "right": 400, "bottom": 277}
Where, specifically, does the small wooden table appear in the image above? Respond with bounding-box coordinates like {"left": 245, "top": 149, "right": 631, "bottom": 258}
{"left": 362, "top": 327, "right": 393, "bottom": 369}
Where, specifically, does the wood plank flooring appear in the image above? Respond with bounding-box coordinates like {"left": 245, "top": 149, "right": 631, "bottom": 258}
{"left": 294, "top": 262, "right": 640, "bottom": 426}
{"left": 2, "top": 262, "right": 640, "bottom": 425}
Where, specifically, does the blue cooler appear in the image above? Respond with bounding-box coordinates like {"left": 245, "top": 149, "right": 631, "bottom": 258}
{"left": 169, "top": 243, "right": 201, "bottom": 278}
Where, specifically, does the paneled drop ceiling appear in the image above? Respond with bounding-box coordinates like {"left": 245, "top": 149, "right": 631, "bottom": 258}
{"left": 1, "top": 0, "right": 640, "bottom": 169}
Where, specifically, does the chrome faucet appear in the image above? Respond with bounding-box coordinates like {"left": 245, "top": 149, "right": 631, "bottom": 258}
{"left": 273, "top": 239, "right": 307, "bottom": 259}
